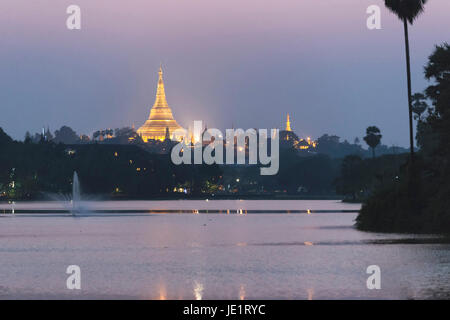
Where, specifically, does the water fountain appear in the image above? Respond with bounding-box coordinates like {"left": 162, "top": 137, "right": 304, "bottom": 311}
{"left": 71, "top": 171, "right": 81, "bottom": 216}
{"left": 44, "top": 171, "right": 93, "bottom": 216}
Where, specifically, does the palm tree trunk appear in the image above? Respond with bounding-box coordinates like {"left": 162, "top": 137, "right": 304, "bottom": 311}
{"left": 403, "top": 18, "right": 415, "bottom": 160}
{"left": 372, "top": 147, "right": 375, "bottom": 159}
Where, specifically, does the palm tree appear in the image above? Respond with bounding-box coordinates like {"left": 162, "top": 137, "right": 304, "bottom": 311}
{"left": 384, "top": 0, "right": 427, "bottom": 159}
{"left": 364, "top": 126, "right": 382, "bottom": 158}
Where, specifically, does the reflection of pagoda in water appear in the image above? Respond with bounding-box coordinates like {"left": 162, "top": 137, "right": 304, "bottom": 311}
{"left": 137, "top": 66, "right": 182, "bottom": 142}
{"left": 280, "top": 114, "right": 317, "bottom": 150}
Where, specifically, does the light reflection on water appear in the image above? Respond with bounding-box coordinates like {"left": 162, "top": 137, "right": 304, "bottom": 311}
{"left": 239, "top": 284, "right": 246, "bottom": 300}
{"left": 307, "top": 288, "right": 314, "bottom": 301}
{"left": 193, "top": 281, "right": 204, "bottom": 300}
{"left": 158, "top": 283, "right": 167, "bottom": 300}
{"left": 0, "top": 200, "right": 449, "bottom": 300}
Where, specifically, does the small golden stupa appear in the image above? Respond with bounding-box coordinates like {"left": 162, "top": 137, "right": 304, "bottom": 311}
{"left": 286, "top": 113, "right": 292, "bottom": 132}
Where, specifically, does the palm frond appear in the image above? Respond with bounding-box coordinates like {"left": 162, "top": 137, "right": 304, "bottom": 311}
{"left": 384, "top": 0, "right": 427, "bottom": 24}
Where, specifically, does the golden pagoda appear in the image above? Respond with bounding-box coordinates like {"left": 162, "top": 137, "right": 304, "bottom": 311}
{"left": 286, "top": 113, "right": 292, "bottom": 131}
{"left": 137, "top": 66, "right": 182, "bottom": 142}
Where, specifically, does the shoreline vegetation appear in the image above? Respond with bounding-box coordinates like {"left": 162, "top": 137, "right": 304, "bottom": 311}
{"left": 353, "top": 2, "right": 450, "bottom": 234}
{"left": 0, "top": 128, "right": 403, "bottom": 204}
{"left": 356, "top": 43, "right": 450, "bottom": 234}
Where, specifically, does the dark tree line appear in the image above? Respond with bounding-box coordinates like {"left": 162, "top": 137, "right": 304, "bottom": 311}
{"left": 0, "top": 132, "right": 222, "bottom": 200}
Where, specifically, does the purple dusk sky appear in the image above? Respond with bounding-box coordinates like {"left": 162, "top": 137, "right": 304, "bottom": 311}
{"left": 1, "top": 0, "right": 449, "bottom": 146}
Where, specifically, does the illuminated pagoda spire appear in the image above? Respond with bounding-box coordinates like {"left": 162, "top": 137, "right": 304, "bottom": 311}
{"left": 286, "top": 113, "right": 292, "bottom": 132}
{"left": 137, "top": 65, "right": 182, "bottom": 142}
{"left": 154, "top": 65, "right": 168, "bottom": 109}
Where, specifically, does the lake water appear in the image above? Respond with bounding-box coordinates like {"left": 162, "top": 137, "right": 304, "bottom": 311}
{"left": 0, "top": 200, "right": 449, "bottom": 300}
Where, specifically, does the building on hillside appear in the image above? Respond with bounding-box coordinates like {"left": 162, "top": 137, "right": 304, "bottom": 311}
{"left": 279, "top": 114, "right": 317, "bottom": 151}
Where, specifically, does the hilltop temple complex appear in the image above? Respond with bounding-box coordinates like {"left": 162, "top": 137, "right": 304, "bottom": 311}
{"left": 136, "top": 66, "right": 316, "bottom": 152}
{"left": 137, "top": 66, "right": 182, "bottom": 142}
{"left": 280, "top": 114, "right": 317, "bottom": 151}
